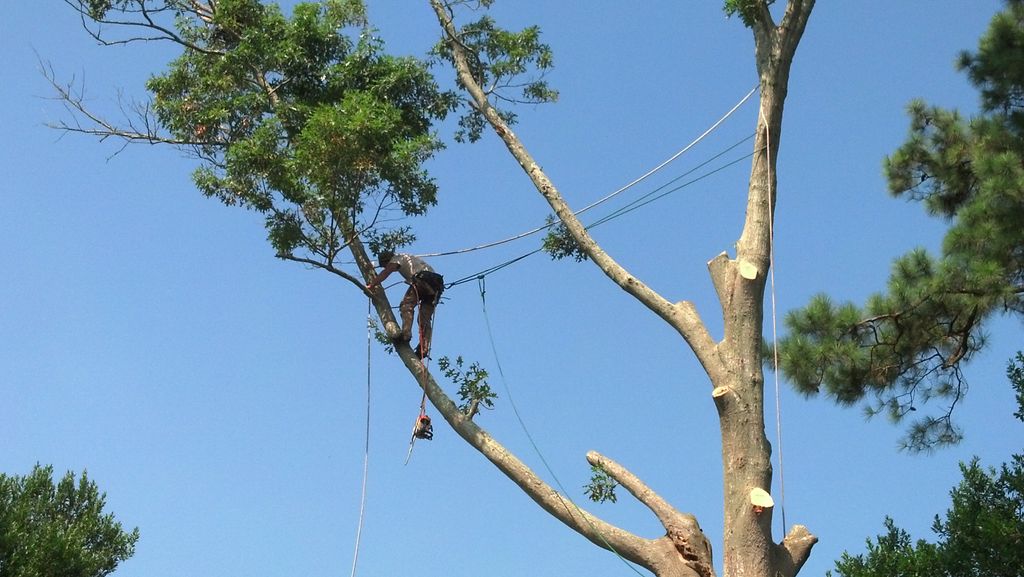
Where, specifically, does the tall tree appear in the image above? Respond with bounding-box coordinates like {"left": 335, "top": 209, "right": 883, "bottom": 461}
{"left": 0, "top": 464, "right": 139, "bottom": 577}
{"left": 426, "top": 2, "right": 816, "bottom": 577}
{"left": 830, "top": 353, "right": 1024, "bottom": 577}
{"left": 774, "top": 0, "right": 1024, "bottom": 451}
{"left": 52, "top": 1, "right": 817, "bottom": 576}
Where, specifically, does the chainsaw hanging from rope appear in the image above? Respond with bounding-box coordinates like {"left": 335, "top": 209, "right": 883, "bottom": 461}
{"left": 413, "top": 412, "right": 433, "bottom": 440}
{"left": 405, "top": 390, "right": 433, "bottom": 464}
{"left": 408, "top": 318, "right": 435, "bottom": 455}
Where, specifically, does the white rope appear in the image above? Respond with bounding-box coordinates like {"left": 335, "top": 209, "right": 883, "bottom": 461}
{"left": 349, "top": 300, "right": 373, "bottom": 577}
{"left": 419, "top": 85, "right": 759, "bottom": 258}
{"left": 762, "top": 101, "right": 788, "bottom": 533}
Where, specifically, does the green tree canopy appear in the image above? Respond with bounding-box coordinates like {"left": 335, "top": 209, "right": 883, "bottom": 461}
{"left": 63, "top": 0, "right": 459, "bottom": 275}
{"left": 0, "top": 464, "right": 138, "bottom": 577}
{"left": 775, "top": 0, "right": 1024, "bottom": 450}
{"left": 830, "top": 353, "right": 1024, "bottom": 577}
{"left": 55, "top": 0, "right": 560, "bottom": 281}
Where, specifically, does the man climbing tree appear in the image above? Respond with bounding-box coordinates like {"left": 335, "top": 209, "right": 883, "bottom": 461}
{"left": 366, "top": 251, "right": 444, "bottom": 358}
{"left": 774, "top": 0, "right": 1024, "bottom": 451}
{"left": 51, "top": 1, "right": 818, "bottom": 576}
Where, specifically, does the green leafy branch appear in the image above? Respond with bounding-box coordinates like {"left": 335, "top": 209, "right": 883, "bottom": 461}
{"left": 431, "top": 1, "right": 558, "bottom": 142}
{"left": 438, "top": 355, "right": 496, "bottom": 419}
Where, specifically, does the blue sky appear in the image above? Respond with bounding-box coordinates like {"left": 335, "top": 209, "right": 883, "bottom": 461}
{"left": 1, "top": 2, "right": 1019, "bottom": 576}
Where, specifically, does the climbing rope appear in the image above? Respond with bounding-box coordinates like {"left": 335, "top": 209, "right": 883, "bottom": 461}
{"left": 762, "top": 105, "right": 788, "bottom": 533}
{"left": 349, "top": 299, "right": 373, "bottom": 577}
{"left": 477, "top": 277, "right": 646, "bottom": 576}
{"left": 443, "top": 139, "right": 757, "bottom": 291}
{"left": 405, "top": 282, "right": 435, "bottom": 464}
{"left": 420, "top": 85, "right": 759, "bottom": 259}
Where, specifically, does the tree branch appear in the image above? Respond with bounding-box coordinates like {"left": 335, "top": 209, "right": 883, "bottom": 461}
{"left": 586, "top": 451, "right": 689, "bottom": 529}
{"left": 62, "top": 0, "right": 225, "bottom": 56}
{"left": 587, "top": 451, "right": 716, "bottom": 577}
{"left": 429, "top": 0, "right": 720, "bottom": 376}
{"left": 778, "top": 0, "right": 815, "bottom": 65}
{"left": 277, "top": 254, "right": 369, "bottom": 294}
{"left": 341, "top": 221, "right": 656, "bottom": 568}
{"left": 775, "top": 525, "right": 817, "bottom": 577}
{"left": 41, "top": 60, "right": 216, "bottom": 150}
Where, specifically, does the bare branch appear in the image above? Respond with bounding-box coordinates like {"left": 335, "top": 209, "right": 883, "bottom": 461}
{"left": 41, "top": 59, "right": 215, "bottom": 151}
{"left": 429, "top": 0, "right": 720, "bottom": 375}
{"left": 277, "top": 254, "right": 369, "bottom": 295}
{"left": 587, "top": 450, "right": 716, "bottom": 577}
{"left": 778, "top": 0, "right": 816, "bottom": 63}
{"left": 62, "top": 0, "right": 225, "bottom": 55}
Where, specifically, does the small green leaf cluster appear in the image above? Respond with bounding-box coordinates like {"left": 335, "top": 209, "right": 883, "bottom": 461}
{"left": 583, "top": 464, "right": 619, "bottom": 504}
{"left": 366, "top": 227, "right": 416, "bottom": 259}
{"left": 367, "top": 317, "right": 394, "bottom": 353}
{"left": 432, "top": 6, "right": 557, "bottom": 142}
{"left": 0, "top": 464, "right": 138, "bottom": 577}
{"left": 722, "top": 0, "right": 775, "bottom": 28}
{"left": 84, "top": 0, "right": 127, "bottom": 20}
{"left": 541, "top": 215, "right": 588, "bottom": 262}
{"left": 438, "top": 355, "right": 495, "bottom": 419}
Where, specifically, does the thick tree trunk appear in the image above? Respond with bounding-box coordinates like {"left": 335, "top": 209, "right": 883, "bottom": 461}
{"left": 711, "top": 3, "right": 817, "bottom": 577}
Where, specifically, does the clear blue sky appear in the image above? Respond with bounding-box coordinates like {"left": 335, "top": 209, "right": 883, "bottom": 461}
{"left": 1, "top": 2, "right": 1018, "bottom": 576}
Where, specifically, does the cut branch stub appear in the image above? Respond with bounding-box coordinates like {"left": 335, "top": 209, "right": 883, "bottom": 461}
{"left": 749, "top": 487, "right": 774, "bottom": 514}
{"left": 711, "top": 386, "right": 737, "bottom": 415}
{"left": 738, "top": 260, "right": 760, "bottom": 280}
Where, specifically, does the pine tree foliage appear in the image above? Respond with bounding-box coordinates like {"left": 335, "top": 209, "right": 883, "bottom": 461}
{"left": 830, "top": 354, "right": 1024, "bottom": 577}
{"left": 774, "top": 0, "right": 1024, "bottom": 450}
{"left": 0, "top": 464, "right": 138, "bottom": 577}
